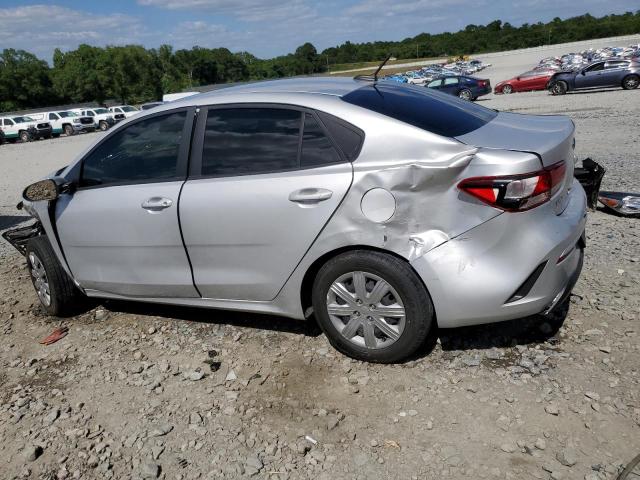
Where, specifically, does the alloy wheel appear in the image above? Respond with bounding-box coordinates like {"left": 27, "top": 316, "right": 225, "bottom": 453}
{"left": 459, "top": 89, "right": 472, "bottom": 100}
{"left": 326, "top": 271, "right": 406, "bottom": 349}
{"left": 624, "top": 76, "right": 639, "bottom": 89}
{"left": 29, "top": 252, "right": 51, "bottom": 307}
{"left": 502, "top": 85, "right": 513, "bottom": 94}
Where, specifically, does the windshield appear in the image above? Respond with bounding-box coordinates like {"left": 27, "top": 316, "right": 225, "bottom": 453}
{"left": 12, "top": 116, "right": 33, "bottom": 123}
{"left": 58, "top": 111, "right": 76, "bottom": 117}
{"left": 121, "top": 106, "right": 138, "bottom": 112}
{"left": 342, "top": 82, "right": 497, "bottom": 138}
{"left": 94, "top": 108, "right": 108, "bottom": 114}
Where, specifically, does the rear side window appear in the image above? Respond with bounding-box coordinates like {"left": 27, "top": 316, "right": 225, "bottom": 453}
{"left": 202, "top": 108, "right": 300, "bottom": 176}
{"left": 443, "top": 77, "right": 459, "bottom": 85}
{"left": 342, "top": 82, "right": 497, "bottom": 137}
{"left": 300, "top": 113, "right": 341, "bottom": 167}
{"left": 316, "top": 111, "right": 364, "bottom": 162}
{"left": 81, "top": 111, "right": 186, "bottom": 187}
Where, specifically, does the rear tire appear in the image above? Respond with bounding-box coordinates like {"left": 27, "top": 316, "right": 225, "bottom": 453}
{"left": 458, "top": 88, "right": 473, "bottom": 101}
{"left": 550, "top": 81, "right": 568, "bottom": 95}
{"left": 19, "top": 130, "right": 31, "bottom": 143}
{"left": 312, "top": 250, "right": 434, "bottom": 363}
{"left": 622, "top": 74, "right": 639, "bottom": 90}
{"left": 25, "top": 236, "right": 83, "bottom": 317}
{"left": 502, "top": 84, "right": 513, "bottom": 94}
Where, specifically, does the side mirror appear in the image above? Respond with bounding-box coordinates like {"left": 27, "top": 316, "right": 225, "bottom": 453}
{"left": 516, "top": 77, "right": 520, "bottom": 81}
{"left": 23, "top": 177, "right": 73, "bottom": 202}
{"left": 581, "top": 70, "right": 586, "bottom": 75}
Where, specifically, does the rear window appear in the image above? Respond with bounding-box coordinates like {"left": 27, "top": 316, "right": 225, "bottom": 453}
{"left": 342, "top": 82, "right": 497, "bottom": 137}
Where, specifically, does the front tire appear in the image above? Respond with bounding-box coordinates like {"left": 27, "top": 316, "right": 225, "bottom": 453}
{"left": 99, "top": 121, "right": 109, "bottom": 131}
{"left": 502, "top": 84, "right": 513, "bottom": 94}
{"left": 312, "top": 250, "right": 434, "bottom": 363}
{"left": 550, "top": 81, "right": 567, "bottom": 95}
{"left": 63, "top": 124, "right": 74, "bottom": 136}
{"left": 25, "top": 237, "right": 83, "bottom": 316}
{"left": 622, "top": 75, "right": 639, "bottom": 90}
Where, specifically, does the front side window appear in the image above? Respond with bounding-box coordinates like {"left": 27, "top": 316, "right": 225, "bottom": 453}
{"left": 81, "top": 111, "right": 186, "bottom": 187}
{"left": 86, "top": 111, "right": 95, "bottom": 117}
{"left": 49, "top": 113, "right": 59, "bottom": 120}
{"left": 585, "top": 63, "right": 604, "bottom": 72}
{"left": 4, "top": 119, "right": 13, "bottom": 126}
{"left": 427, "top": 79, "right": 442, "bottom": 88}
{"left": 202, "top": 108, "right": 301, "bottom": 177}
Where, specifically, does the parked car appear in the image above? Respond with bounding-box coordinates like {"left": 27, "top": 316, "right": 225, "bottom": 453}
{"left": 30, "top": 111, "right": 96, "bottom": 136}
{"left": 0, "top": 116, "right": 52, "bottom": 142}
{"left": 4, "top": 78, "right": 586, "bottom": 363}
{"left": 0, "top": 126, "right": 5, "bottom": 145}
{"left": 494, "top": 70, "right": 555, "bottom": 94}
{"left": 548, "top": 59, "right": 640, "bottom": 95}
{"left": 70, "top": 108, "right": 116, "bottom": 131}
{"left": 426, "top": 75, "right": 491, "bottom": 100}
{"left": 108, "top": 105, "right": 139, "bottom": 119}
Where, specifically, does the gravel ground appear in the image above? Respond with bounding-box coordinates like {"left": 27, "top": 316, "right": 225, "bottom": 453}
{"left": 0, "top": 43, "right": 638, "bottom": 480}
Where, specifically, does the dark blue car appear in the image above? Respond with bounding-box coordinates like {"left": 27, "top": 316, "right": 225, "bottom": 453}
{"left": 426, "top": 75, "right": 491, "bottom": 101}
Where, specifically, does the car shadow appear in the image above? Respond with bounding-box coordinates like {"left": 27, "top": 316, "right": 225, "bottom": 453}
{"left": 99, "top": 299, "right": 324, "bottom": 337}
{"left": 566, "top": 87, "right": 622, "bottom": 95}
{"left": 410, "top": 301, "right": 569, "bottom": 360}
{"left": 0, "top": 215, "right": 28, "bottom": 230}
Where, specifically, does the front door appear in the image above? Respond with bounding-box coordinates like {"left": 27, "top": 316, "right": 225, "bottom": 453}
{"left": 575, "top": 62, "right": 604, "bottom": 89}
{"left": 56, "top": 108, "right": 199, "bottom": 298}
{"left": 180, "top": 106, "right": 354, "bottom": 301}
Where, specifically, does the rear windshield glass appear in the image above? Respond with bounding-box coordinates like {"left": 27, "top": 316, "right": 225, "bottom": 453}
{"left": 341, "top": 82, "right": 497, "bottom": 137}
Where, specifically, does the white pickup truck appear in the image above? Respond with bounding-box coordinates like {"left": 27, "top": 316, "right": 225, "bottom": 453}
{"left": 70, "top": 108, "right": 116, "bottom": 131}
{"left": 108, "top": 105, "right": 139, "bottom": 119}
{"left": 0, "top": 115, "right": 53, "bottom": 142}
{"left": 29, "top": 111, "right": 96, "bottom": 137}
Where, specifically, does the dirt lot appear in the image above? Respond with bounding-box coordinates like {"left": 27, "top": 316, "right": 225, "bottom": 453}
{"left": 0, "top": 44, "right": 639, "bottom": 480}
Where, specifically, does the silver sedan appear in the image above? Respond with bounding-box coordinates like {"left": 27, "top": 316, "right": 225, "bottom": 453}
{"left": 5, "top": 78, "right": 587, "bottom": 363}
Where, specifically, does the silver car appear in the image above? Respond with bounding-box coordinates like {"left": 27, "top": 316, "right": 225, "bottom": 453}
{"left": 4, "top": 78, "right": 587, "bottom": 363}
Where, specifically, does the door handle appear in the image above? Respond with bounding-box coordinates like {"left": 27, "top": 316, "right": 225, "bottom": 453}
{"left": 141, "top": 197, "right": 173, "bottom": 211}
{"left": 289, "top": 188, "right": 333, "bottom": 205}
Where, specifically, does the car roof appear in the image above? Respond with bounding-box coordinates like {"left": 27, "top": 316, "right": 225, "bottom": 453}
{"left": 191, "top": 77, "right": 368, "bottom": 101}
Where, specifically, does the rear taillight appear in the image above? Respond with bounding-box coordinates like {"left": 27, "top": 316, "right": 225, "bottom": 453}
{"left": 478, "top": 80, "right": 487, "bottom": 87}
{"left": 458, "top": 161, "right": 566, "bottom": 211}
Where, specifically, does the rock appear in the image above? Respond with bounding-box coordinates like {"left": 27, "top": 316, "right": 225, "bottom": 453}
{"left": 225, "top": 369, "right": 237, "bottom": 382}
{"left": 534, "top": 438, "right": 546, "bottom": 450}
{"left": 147, "top": 326, "right": 157, "bottom": 335}
{"left": 327, "top": 414, "right": 340, "bottom": 430}
{"left": 149, "top": 424, "right": 173, "bottom": 437}
{"left": 500, "top": 443, "right": 517, "bottom": 453}
{"left": 189, "top": 371, "right": 205, "bottom": 381}
{"left": 245, "top": 455, "right": 263, "bottom": 471}
{"left": 94, "top": 309, "right": 108, "bottom": 321}
{"left": 545, "top": 404, "right": 560, "bottom": 416}
{"left": 584, "top": 392, "right": 600, "bottom": 401}
{"left": 189, "top": 412, "right": 203, "bottom": 425}
{"left": 44, "top": 408, "right": 60, "bottom": 425}
{"left": 140, "top": 462, "right": 160, "bottom": 479}
{"left": 23, "top": 445, "right": 43, "bottom": 462}
{"left": 550, "top": 471, "right": 564, "bottom": 480}
{"left": 556, "top": 449, "right": 577, "bottom": 467}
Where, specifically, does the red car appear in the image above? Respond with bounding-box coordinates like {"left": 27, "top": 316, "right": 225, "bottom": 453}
{"left": 494, "top": 69, "right": 555, "bottom": 94}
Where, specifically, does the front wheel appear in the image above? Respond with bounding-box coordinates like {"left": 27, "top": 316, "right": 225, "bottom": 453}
{"left": 99, "top": 121, "right": 109, "bottom": 131}
{"left": 458, "top": 88, "right": 473, "bottom": 101}
{"left": 25, "top": 237, "right": 84, "bottom": 316}
{"left": 63, "top": 125, "right": 74, "bottom": 136}
{"left": 550, "top": 81, "right": 567, "bottom": 95}
{"left": 502, "top": 84, "right": 513, "bottom": 94}
{"left": 622, "top": 75, "right": 639, "bottom": 90}
{"left": 312, "top": 250, "right": 434, "bottom": 363}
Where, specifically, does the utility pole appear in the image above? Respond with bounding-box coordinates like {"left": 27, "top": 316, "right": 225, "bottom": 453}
{"left": 548, "top": 28, "right": 552, "bottom": 45}
{"left": 416, "top": 44, "right": 419, "bottom": 59}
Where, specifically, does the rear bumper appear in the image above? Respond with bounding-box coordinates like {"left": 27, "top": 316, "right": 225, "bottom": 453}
{"left": 411, "top": 180, "right": 588, "bottom": 328}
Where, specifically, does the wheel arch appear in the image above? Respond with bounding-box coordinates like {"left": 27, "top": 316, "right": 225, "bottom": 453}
{"left": 299, "top": 245, "right": 435, "bottom": 322}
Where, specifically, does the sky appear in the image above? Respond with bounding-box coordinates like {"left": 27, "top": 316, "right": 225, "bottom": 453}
{"left": 0, "top": 0, "right": 637, "bottom": 61}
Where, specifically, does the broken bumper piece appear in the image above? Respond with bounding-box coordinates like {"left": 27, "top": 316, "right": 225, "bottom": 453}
{"left": 574, "top": 158, "right": 605, "bottom": 209}
{"left": 1, "top": 221, "right": 43, "bottom": 256}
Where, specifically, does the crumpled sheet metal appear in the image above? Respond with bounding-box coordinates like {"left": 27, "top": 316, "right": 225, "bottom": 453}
{"left": 313, "top": 145, "right": 532, "bottom": 263}
{"left": 598, "top": 191, "right": 640, "bottom": 217}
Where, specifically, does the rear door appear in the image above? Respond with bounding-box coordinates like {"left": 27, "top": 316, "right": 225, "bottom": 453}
{"left": 440, "top": 77, "right": 460, "bottom": 95}
{"left": 180, "top": 105, "right": 355, "bottom": 301}
{"left": 602, "top": 60, "right": 630, "bottom": 86}
{"left": 55, "top": 108, "right": 199, "bottom": 298}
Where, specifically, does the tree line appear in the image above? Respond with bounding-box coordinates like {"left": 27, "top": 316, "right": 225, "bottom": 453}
{"left": 0, "top": 11, "right": 638, "bottom": 111}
